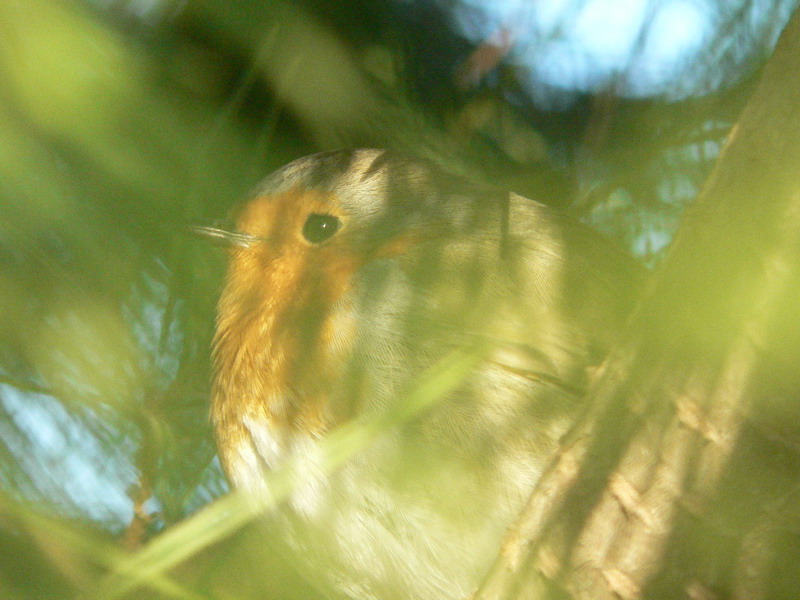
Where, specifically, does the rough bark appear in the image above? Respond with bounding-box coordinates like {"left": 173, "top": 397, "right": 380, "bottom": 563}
{"left": 475, "top": 7, "right": 800, "bottom": 600}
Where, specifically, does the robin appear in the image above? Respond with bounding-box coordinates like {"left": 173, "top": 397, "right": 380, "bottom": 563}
{"left": 201, "top": 149, "right": 642, "bottom": 600}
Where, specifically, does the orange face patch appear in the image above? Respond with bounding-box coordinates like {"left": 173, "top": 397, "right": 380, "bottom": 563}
{"left": 212, "top": 187, "right": 363, "bottom": 437}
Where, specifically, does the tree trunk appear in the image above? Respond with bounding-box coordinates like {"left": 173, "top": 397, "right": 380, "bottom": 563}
{"left": 476, "top": 7, "right": 800, "bottom": 600}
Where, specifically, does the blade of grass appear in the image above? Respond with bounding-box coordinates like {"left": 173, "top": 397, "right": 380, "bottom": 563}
{"left": 0, "top": 492, "right": 205, "bottom": 600}
{"left": 93, "top": 343, "right": 486, "bottom": 599}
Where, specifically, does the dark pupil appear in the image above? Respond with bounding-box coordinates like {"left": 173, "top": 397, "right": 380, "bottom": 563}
{"left": 302, "top": 213, "right": 341, "bottom": 244}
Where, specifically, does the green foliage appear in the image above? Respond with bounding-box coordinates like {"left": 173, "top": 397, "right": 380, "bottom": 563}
{"left": 0, "top": 0, "right": 795, "bottom": 598}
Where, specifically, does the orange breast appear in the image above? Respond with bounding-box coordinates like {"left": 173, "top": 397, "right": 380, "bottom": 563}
{"left": 211, "top": 188, "right": 361, "bottom": 476}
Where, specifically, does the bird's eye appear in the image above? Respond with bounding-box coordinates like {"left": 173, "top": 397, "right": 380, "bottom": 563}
{"left": 302, "top": 213, "right": 341, "bottom": 244}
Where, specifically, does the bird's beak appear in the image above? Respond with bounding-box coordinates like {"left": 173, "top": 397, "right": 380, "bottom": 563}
{"left": 189, "top": 225, "right": 263, "bottom": 248}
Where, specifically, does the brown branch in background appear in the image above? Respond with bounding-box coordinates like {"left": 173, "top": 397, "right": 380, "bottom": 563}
{"left": 122, "top": 395, "right": 167, "bottom": 551}
{"left": 454, "top": 28, "right": 514, "bottom": 90}
{"left": 474, "top": 6, "right": 800, "bottom": 600}
{"left": 122, "top": 460, "right": 155, "bottom": 551}
{"left": 122, "top": 275, "right": 182, "bottom": 551}
{"left": 581, "top": 88, "right": 620, "bottom": 161}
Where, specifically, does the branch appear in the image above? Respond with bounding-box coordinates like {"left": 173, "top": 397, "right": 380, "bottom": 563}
{"left": 475, "top": 6, "right": 800, "bottom": 599}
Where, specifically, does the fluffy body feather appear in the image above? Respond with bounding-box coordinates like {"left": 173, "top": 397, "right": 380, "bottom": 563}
{"left": 210, "top": 149, "right": 641, "bottom": 600}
